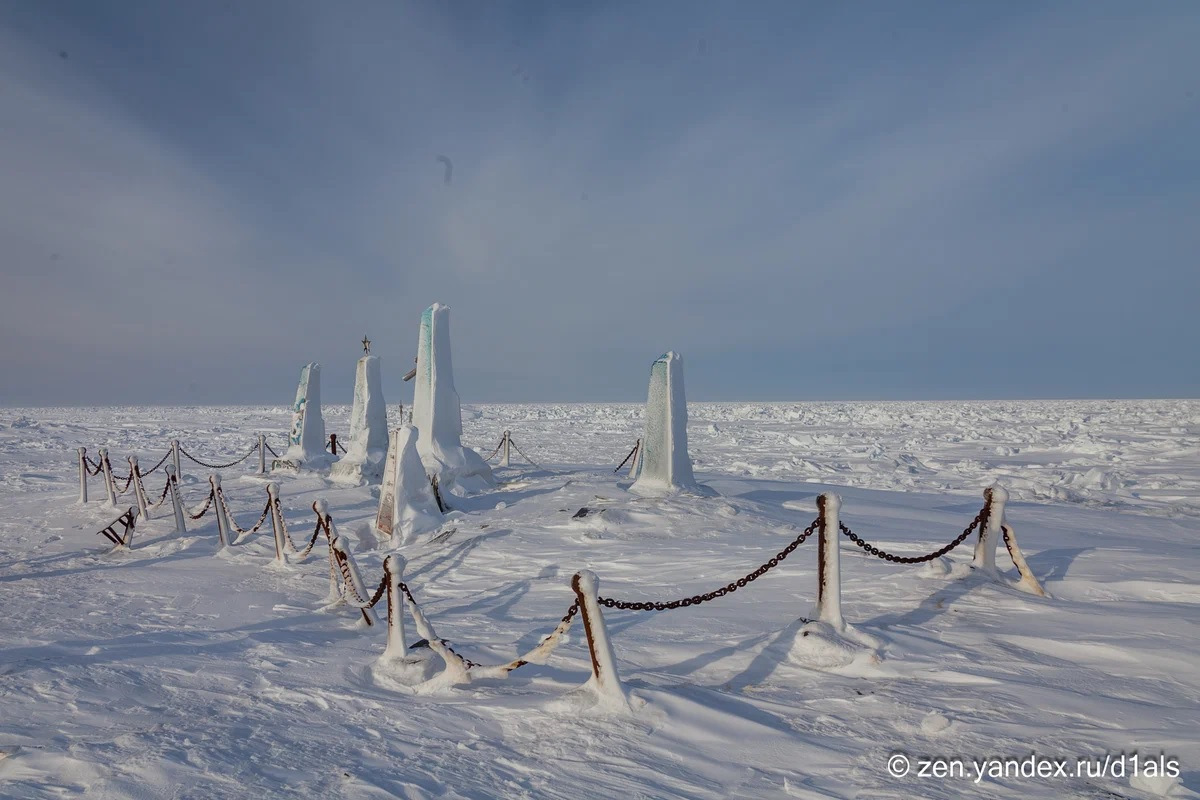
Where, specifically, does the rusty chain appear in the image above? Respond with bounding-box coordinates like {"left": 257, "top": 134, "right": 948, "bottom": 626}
{"left": 179, "top": 444, "right": 257, "bottom": 470}
{"left": 281, "top": 503, "right": 328, "bottom": 559}
{"left": 139, "top": 449, "right": 172, "bottom": 476}
{"left": 216, "top": 488, "right": 271, "bottom": 536}
{"left": 265, "top": 441, "right": 280, "bottom": 458}
{"left": 838, "top": 503, "right": 990, "bottom": 564}
{"left": 187, "top": 488, "right": 216, "bottom": 520}
{"left": 598, "top": 517, "right": 820, "bottom": 611}
{"left": 508, "top": 438, "right": 541, "bottom": 469}
{"left": 614, "top": 441, "right": 639, "bottom": 473}
{"left": 484, "top": 437, "right": 505, "bottom": 461}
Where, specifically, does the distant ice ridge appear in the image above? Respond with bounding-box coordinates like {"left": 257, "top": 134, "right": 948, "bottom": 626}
{"left": 410, "top": 303, "right": 494, "bottom": 494}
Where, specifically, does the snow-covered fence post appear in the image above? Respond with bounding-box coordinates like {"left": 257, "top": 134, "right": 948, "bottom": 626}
{"left": 971, "top": 484, "right": 1006, "bottom": 572}
{"left": 266, "top": 482, "right": 286, "bottom": 562}
{"left": 210, "top": 473, "right": 230, "bottom": 548}
{"left": 99, "top": 447, "right": 117, "bottom": 506}
{"left": 816, "top": 493, "right": 845, "bottom": 631}
{"left": 171, "top": 439, "right": 182, "bottom": 482}
{"left": 382, "top": 554, "right": 407, "bottom": 658}
{"left": 629, "top": 438, "right": 642, "bottom": 477}
{"left": 257, "top": 434, "right": 266, "bottom": 475}
{"left": 77, "top": 447, "right": 88, "bottom": 504}
{"left": 165, "top": 464, "right": 186, "bottom": 534}
{"left": 314, "top": 499, "right": 340, "bottom": 602}
{"left": 501, "top": 431, "right": 511, "bottom": 467}
{"left": 571, "top": 570, "right": 629, "bottom": 709}
{"left": 130, "top": 456, "right": 150, "bottom": 520}
{"left": 330, "top": 531, "right": 377, "bottom": 627}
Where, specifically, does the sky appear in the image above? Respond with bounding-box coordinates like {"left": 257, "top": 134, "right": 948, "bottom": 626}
{"left": 1, "top": 0, "right": 1198, "bottom": 406}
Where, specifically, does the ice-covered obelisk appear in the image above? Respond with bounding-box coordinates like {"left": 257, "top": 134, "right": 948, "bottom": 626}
{"left": 274, "top": 362, "right": 334, "bottom": 472}
{"left": 330, "top": 344, "right": 389, "bottom": 484}
{"left": 411, "top": 303, "right": 494, "bottom": 493}
{"left": 630, "top": 351, "right": 702, "bottom": 496}
{"left": 375, "top": 425, "right": 443, "bottom": 541}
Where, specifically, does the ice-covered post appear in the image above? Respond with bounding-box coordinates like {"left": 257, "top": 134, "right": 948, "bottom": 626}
{"left": 816, "top": 493, "right": 845, "bottom": 631}
{"left": 99, "top": 447, "right": 117, "bottom": 506}
{"left": 165, "top": 464, "right": 186, "bottom": 534}
{"left": 382, "top": 554, "right": 407, "bottom": 658}
{"left": 571, "top": 570, "right": 629, "bottom": 710}
{"left": 629, "top": 438, "right": 642, "bottom": 476}
{"left": 77, "top": 447, "right": 88, "bottom": 504}
{"left": 257, "top": 434, "right": 266, "bottom": 475}
{"left": 130, "top": 456, "right": 150, "bottom": 520}
{"left": 314, "top": 499, "right": 339, "bottom": 601}
{"left": 171, "top": 439, "right": 182, "bottom": 483}
{"left": 267, "top": 482, "right": 286, "bottom": 562}
{"left": 210, "top": 474, "right": 230, "bottom": 548}
{"left": 500, "top": 431, "right": 511, "bottom": 467}
{"left": 971, "top": 484, "right": 1007, "bottom": 572}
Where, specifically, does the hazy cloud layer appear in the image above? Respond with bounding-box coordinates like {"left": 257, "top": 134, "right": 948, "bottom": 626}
{"left": 2, "top": 1, "right": 1197, "bottom": 405}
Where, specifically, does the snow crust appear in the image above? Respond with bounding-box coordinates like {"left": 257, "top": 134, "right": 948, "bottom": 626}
{"left": 1, "top": 399, "right": 1198, "bottom": 799}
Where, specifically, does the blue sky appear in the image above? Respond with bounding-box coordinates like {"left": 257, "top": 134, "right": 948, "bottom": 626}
{"left": 1, "top": 1, "right": 1197, "bottom": 405}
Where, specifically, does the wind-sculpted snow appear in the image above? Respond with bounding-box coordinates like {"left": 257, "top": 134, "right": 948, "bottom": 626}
{"left": 0, "top": 400, "right": 1197, "bottom": 798}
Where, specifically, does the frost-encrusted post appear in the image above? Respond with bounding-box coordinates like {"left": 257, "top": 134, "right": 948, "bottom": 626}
{"left": 77, "top": 447, "right": 88, "bottom": 504}
{"left": 314, "top": 499, "right": 339, "bottom": 601}
{"left": 330, "top": 530, "right": 377, "bottom": 627}
{"left": 500, "top": 431, "right": 511, "bottom": 467}
{"left": 971, "top": 485, "right": 1007, "bottom": 572}
{"left": 382, "top": 554, "right": 407, "bottom": 657}
{"left": 1000, "top": 523, "right": 1047, "bottom": 596}
{"left": 171, "top": 439, "right": 182, "bottom": 483}
{"left": 257, "top": 434, "right": 266, "bottom": 475}
{"left": 165, "top": 464, "right": 186, "bottom": 534}
{"left": 210, "top": 474, "right": 230, "bottom": 548}
{"left": 267, "top": 482, "right": 286, "bottom": 562}
{"left": 130, "top": 456, "right": 149, "bottom": 520}
{"left": 816, "top": 493, "right": 845, "bottom": 631}
{"left": 571, "top": 570, "right": 629, "bottom": 709}
{"left": 99, "top": 448, "right": 117, "bottom": 506}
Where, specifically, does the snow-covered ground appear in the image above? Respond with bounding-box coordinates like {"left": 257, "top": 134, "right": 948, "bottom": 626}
{"left": 1, "top": 400, "right": 1197, "bottom": 799}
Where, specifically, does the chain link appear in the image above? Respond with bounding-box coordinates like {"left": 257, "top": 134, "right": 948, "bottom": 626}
{"left": 187, "top": 488, "right": 216, "bottom": 520}
{"left": 265, "top": 441, "right": 280, "bottom": 458}
{"left": 598, "top": 517, "right": 820, "bottom": 611}
{"left": 139, "top": 449, "right": 172, "bottom": 476}
{"left": 217, "top": 488, "right": 271, "bottom": 536}
{"left": 839, "top": 505, "right": 989, "bottom": 564}
{"left": 178, "top": 444, "right": 257, "bottom": 470}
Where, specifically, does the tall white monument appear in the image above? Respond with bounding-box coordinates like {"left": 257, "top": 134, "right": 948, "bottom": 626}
{"left": 274, "top": 362, "right": 334, "bottom": 471}
{"left": 411, "top": 303, "right": 494, "bottom": 494}
{"left": 330, "top": 344, "right": 389, "bottom": 484}
{"left": 630, "top": 351, "right": 701, "bottom": 496}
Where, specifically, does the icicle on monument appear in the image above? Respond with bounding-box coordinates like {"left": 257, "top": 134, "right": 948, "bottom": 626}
{"left": 630, "top": 351, "right": 707, "bottom": 496}
{"left": 273, "top": 362, "right": 335, "bottom": 472}
{"left": 411, "top": 303, "right": 495, "bottom": 494}
{"left": 330, "top": 340, "right": 389, "bottom": 484}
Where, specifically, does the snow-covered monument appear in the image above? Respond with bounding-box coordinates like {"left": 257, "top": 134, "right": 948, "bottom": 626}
{"left": 411, "top": 303, "right": 494, "bottom": 494}
{"left": 630, "top": 351, "right": 702, "bottom": 496}
{"left": 330, "top": 345, "right": 389, "bottom": 484}
{"left": 375, "top": 425, "right": 444, "bottom": 541}
{"left": 274, "top": 362, "right": 334, "bottom": 472}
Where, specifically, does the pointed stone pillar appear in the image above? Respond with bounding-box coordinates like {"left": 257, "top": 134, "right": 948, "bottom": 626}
{"left": 331, "top": 355, "right": 389, "bottom": 484}
{"left": 410, "top": 303, "right": 494, "bottom": 493}
{"left": 630, "top": 351, "right": 701, "bottom": 496}
{"left": 274, "top": 362, "right": 333, "bottom": 472}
